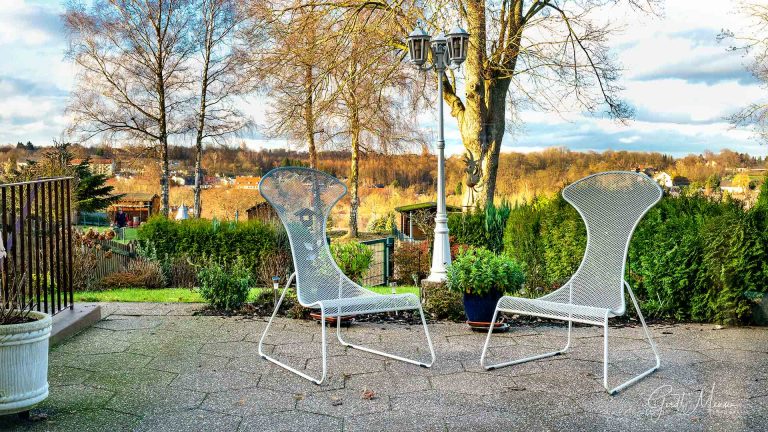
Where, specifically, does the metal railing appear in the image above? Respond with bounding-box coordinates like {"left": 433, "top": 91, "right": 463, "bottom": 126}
{"left": 0, "top": 177, "right": 74, "bottom": 315}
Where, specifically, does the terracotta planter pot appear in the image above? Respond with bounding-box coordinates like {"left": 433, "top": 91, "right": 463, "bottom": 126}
{"left": 0, "top": 310, "right": 51, "bottom": 415}
{"left": 309, "top": 313, "right": 354, "bottom": 325}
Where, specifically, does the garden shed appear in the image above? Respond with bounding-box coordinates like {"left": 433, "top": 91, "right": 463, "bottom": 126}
{"left": 107, "top": 193, "right": 160, "bottom": 225}
{"left": 394, "top": 201, "right": 461, "bottom": 240}
{"left": 246, "top": 201, "right": 279, "bottom": 223}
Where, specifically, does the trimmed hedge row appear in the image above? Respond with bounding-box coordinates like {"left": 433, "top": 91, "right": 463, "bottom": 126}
{"left": 136, "top": 217, "right": 284, "bottom": 275}
{"left": 502, "top": 189, "right": 768, "bottom": 324}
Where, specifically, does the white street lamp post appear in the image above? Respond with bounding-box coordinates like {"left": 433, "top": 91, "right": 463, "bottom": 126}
{"left": 407, "top": 25, "right": 470, "bottom": 282}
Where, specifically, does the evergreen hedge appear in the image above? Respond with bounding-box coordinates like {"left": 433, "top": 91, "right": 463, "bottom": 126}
{"left": 137, "top": 217, "right": 282, "bottom": 276}
{"left": 503, "top": 188, "right": 768, "bottom": 324}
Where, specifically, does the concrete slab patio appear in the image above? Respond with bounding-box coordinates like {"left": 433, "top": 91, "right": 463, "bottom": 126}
{"left": 1, "top": 302, "right": 767, "bottom": 431}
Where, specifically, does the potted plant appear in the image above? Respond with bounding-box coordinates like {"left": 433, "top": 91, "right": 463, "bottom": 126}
{"left": 446, "top": 247, "right": 524, "bottom": 324}
{"left": 0, "top": 272, "right": 52, "bottom": 417}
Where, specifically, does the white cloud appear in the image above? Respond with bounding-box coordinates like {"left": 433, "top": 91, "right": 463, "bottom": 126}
{"left": 619, "top": 135, "right": 641, "bottom": 144}
{"left": 0, "top": 0, "right": 61, "bottom": 46}
{"left": 0, "top": 0, "right": 764, "bottom": 159}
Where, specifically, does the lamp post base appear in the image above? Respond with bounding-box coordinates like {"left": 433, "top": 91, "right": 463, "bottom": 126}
{"left": 425, "top": 272, "right": 447, "bottom": 283}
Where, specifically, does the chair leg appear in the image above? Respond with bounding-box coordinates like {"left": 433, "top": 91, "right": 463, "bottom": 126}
{"left": 336, "top": 304, "right": 436, "bottom": 368}
{"left": 258, "top": 275, "right": 328, "bottom": 385}
{"left": 481, "top": 308, "right": 572, "bottom": 370}
{"left": 603, "top": 283, "right": 661, "bottom": 395}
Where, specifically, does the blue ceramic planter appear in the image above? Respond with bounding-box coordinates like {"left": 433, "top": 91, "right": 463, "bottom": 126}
{"left": 463, "top": 291, "right": 504, "bottom": 323}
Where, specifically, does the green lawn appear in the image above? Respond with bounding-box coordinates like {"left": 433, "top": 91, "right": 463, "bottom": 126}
{"left": 74, "top": 285, "right": 420, "bottom": 303}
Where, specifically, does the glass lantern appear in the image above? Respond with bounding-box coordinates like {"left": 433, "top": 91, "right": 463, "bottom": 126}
{"left": 407, "top": 27, "right": 431, "bottom": 66}
{"left": 446, "top": 25, "right": 469, "bottom": 66}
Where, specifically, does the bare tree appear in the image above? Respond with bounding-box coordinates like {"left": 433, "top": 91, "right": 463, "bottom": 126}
{"left": 327, "top": 10, "right": 427, "bottom": 237}
{"left": 243, "top": 1, "right": 336, "bottom": 169}
{"left": 191, "top": 0, "right": 251, "bottom": 218}
{"left": 721, "top": 1, "right": 768, "bottom": 144}
{"left": 272, "top": 0, "right": 656, "bottom": 208}
{"left": 63, "top": 0, "right": 195, "bottom": 216}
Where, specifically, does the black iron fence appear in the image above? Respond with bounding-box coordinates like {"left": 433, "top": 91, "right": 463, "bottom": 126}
{"left": 0, "top": 177, "right": 74, "bottom": 316}
{"left": 360, "top": 237, "right": 394, "bottom": 286}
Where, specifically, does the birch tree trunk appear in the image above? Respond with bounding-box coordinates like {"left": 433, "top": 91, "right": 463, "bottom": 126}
{"left": 348, "top": 105, "right": 361, "bottom": 238}
{"left": 304, "top": 63, "right": 318, "bottom": 169}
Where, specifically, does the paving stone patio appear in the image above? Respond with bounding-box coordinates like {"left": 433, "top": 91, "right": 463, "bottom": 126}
{"left": 2, "top": 302, "right": 767, "bottom": 431}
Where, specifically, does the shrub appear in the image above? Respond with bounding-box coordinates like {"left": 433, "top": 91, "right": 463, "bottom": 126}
{"left": 422, "top": 281, "right": 464, "bottom": 321}
{"left": 367, "top": 212, "right": 396, "bottom": 235}
{"left": 445, "top": 247, "right": 524, "bottom": 296}
{"left": 448, "top": 201, "right": 511, "bottom": 253}
{"left": 503, "top": 190, "right": 768, "bottom": 324}
{"left": 137, "top": 217, "right": 283, "bottom": 279}
{"left": 330, "top": 241, "right": 373, "bottom": 283}
{"left": 72, "top": 229, "right": 100, "bottom": 291}
{"left": 98, "top": 259, "right": 166, "bottom": 290}
{"left": 393, "top": 241, "right": 430, "bottom": 285}
{"left": 168, "top": 256, "right": 197, "bottom": 288}
{"left": 503, "top": 198, "right": 547, "bottom": 292}
{"left": 197, "top": 259, "right": 252, "bottom": 311}
{"left": 251, "top": 288, "right": 310, "bottom": 319}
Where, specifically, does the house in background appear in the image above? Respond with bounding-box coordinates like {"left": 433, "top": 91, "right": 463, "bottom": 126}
{"left": 653, "top": 172, "right": 690, "bottom": 188}
{"left": 394, "top": 202, "right": 461, "bottom": 241}
{"left": 634, "top": 166, "right": 657, "bottom": 177}
{"left": 107, "top": 193, "right": 160, "bottom": 226}
{"left": 71, "top": 158, "right": 118, "bottom": 177}
{"left": 720, "top": 179, "right": 745, "bottom": 194}
{"left": 235, "top": 176, "right": 261, "bottom": 190}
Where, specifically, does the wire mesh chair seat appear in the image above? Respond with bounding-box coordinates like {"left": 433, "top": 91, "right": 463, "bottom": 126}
{"left": 481, "top": 171, "right": 663, "bottom": 395}
{"left": 257, "top": 167, "right": 435, "bottom": 385}
{"left": 496, "top": 290, "right": 619, "bottom": 325}
{"left": 312, "top": 293, "right": 421, "bottom": 317}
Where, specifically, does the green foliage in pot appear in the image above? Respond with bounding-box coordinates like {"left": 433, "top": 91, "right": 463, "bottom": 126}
{"left": 330, "top": 241, "right": 373, "bottom": 284}
{"left": 445, "top": 247, "right": 525, "bottom": 296}
{"left": 197, "top": 258, "right": 252, "bottom": 311}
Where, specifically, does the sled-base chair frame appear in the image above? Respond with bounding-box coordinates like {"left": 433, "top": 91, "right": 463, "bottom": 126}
{"left": 257, "top": 167, "right": 435, "bottom": 385}
{"left": 480, "top": 171, "right": 662, "bottom": 395}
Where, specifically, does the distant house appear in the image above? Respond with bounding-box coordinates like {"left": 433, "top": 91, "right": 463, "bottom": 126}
{"left": 720, "top": 179, "right": 744, "bottom": 194}
{"left": 394, "top": 202, "right": 462, "bottom": 241}
{"left": 107, "top": 193, "right": 160, "bottom": 226}
{"left": 216, "top": 175, "right": 235, "bottom": 187}
{"left": 235, "top": 176, "right": 261, "bottom": 190}
{"left": 653, "top": 172, "right": 689, "bottom": 188}
{"left": 170, "top": 175, "right": 187, "bottom": 186}
{"left": 653, "top": 172, "right": 673, "bottom": 188}
{"left": 634, "top": 166, "right": 657, "bottom": 177}
{"left": 71, "top": 158, "right": 117, "bottom": 177}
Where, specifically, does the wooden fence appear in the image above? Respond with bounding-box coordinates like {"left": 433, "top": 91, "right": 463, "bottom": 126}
{"left": 0, "top": 177, "right": 74, "bottom": 316}
{"left": 90, "top": 239, "right": 139, "bottom": 282}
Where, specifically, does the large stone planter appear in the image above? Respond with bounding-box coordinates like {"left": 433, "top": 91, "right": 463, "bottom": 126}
{"left": 0, "top": 310, "right": 51, "bottom": 415}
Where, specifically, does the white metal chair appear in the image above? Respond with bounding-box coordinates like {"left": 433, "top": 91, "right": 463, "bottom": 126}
{"left": 480, "top": 171, "right": 662, "bottom": 394}
{"left": 258, "top": 167, "right": 435, "bottom": 384}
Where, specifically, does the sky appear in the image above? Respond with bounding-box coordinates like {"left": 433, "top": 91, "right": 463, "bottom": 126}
{"left": 0, "top": 0, "right": 765, "bottom": 158}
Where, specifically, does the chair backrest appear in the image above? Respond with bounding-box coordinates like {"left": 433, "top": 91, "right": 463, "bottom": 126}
{"left": 562, "top": 171, "right": 662, "bottom": 313}
{"left": 259, "top": 167, "right": 368, "bottom": 306}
